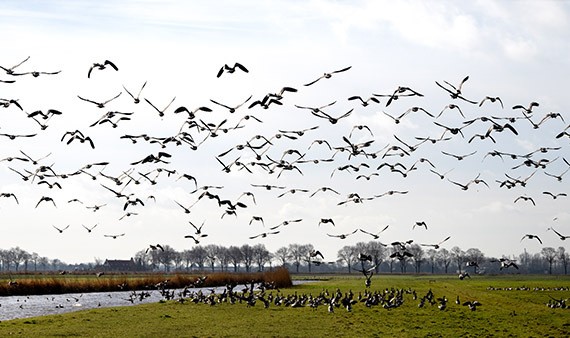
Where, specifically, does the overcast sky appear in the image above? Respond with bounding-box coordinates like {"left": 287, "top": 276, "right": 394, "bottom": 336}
{"left": 0, "top": 0, "right": 569, "bottom": 264}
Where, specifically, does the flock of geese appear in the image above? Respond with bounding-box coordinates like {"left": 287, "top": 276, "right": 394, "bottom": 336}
{"left": 0, "top": 56, "right": 568, "bottom": 269}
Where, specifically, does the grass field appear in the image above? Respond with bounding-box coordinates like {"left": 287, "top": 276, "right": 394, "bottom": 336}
{"left": 0, "top": 274, "right": 568, "bottom": 337}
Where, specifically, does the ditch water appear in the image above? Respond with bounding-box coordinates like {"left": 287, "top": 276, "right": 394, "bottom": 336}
{"left": 0, "top": 286, "right": 221, "bottom": 321}
{"left": 0, "top": 280, "right": 309, "bottom": 321}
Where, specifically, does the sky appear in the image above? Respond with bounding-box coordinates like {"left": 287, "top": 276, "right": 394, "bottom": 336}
{"left": 0, "top": 0, "right": 569, "bottom": 264}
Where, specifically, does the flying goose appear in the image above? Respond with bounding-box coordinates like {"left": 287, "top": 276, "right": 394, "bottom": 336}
{"left": 88, "top": 60, "right": 118, "bottom": 78}
{"left": 122, "top": 81, "right": 146, "bottom": 104}
{"left": 304, "top": 66, "right": 352, "bottom": 86}
{"left": 52, "top": 225, "right": 70, "bottom": 233}
{"left": 217, "top": 62, "right": 248, "bottom": 78}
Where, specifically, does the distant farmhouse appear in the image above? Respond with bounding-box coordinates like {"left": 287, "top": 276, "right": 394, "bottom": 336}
{"left": 101, "top": 258, "right": 139, "bottom": 272}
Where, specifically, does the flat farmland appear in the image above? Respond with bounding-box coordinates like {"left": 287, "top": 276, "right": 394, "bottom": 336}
{"left": 0, "top": 274, "right": 568, "bottom": 337}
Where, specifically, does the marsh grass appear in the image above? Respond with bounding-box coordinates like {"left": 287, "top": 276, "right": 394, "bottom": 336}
{"left": 0, "top": 268, "right": 291, "bottom": 296}
{"left": 0, "top": 274, "right": 568, "bottom": 337}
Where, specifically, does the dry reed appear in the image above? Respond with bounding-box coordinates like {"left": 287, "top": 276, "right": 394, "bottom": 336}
{"left": 0, "top": 268, "right": 291, "bottom": 296}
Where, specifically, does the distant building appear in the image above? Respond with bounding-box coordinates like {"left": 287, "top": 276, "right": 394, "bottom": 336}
{"left": 102, "top": 258, "right": 138, "bottom": 272}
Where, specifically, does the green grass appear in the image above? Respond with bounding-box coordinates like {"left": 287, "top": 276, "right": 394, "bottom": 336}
{"left": 1, "top": 274, "right": 569, "bottom": 337}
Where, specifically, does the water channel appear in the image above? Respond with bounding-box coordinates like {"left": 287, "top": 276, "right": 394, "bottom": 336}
{"left": 0, "top": 281, "right": 309, "bottom": 321}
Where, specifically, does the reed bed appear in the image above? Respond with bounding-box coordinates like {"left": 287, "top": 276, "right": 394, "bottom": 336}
{"left": 0, "top": 268, "right": 291, "bottom": 296}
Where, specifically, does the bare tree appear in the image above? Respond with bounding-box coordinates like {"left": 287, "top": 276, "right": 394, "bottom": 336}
{"left": 173, "top": 251, "right": 183, "bottom": 271}
{"left": 134, "top": 249, "right": 151, "bottom": 270}
{"left": 204, "top": 244, "right": 219, "bottom": 272}
{"left": 253, "top": 244, "right": 271, "bottom": 271}
{"left": 450, "top": 246, "right": 465, "bottom": 273}
{"left": 337, "top": 245, "right": 356, "bottom": 273}
{"left": 217, "top": 246, "right": 231, "bottom": 272}
{"left": 541, "top": 247, "right": 557, "bottom": 274}
{"left": 465, "top": 248, "right": 485, "bottom": 274}
{"left": 426, "top": 249, "right": 438, "bottom": 273}
{"left": 557, "top": 247, "right": 568, "bottom": 275}
{"left": 408, "top": 244, "right": 425, "bottom": 273}
{"left": 158, "top": 245, "right": 177, "bottom": 272}
{"left": 39, "top": 256, "right": 49, "bottom": 271}
{"left": 366, "top": 241, "right": 386, "bottom": 273}
{"left": 181, "top": 249, "right": 194, "bottom": 271}
{"left": 288, "top": 244, "right": 309, "bottom": 273}
{"left": 190, "top": 246, "right": 207, "bottom": 270}
{"left": 302, "top": 244, "right": 315, "bottom": 272}
{"left": 274, "top": 246, "right": 290, "bottom": 266}
{"left": 10, "top": 247, "right": 29, "bottom": 272}
{"left": 228, "top": 246, "right": 243, "bottom": 272}
{"left": 30, "top": 252, "right": 40, "bottom": 272}
{"left": 241, "top": 244, "right": 254, "bottom": 272}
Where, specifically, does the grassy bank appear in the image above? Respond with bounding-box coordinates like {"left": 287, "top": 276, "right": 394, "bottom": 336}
{"left": 0, "top": 268, "right": 291, "bottom": 296}
{"left": 0, "top": 274, "right": 568, "bottom": 337}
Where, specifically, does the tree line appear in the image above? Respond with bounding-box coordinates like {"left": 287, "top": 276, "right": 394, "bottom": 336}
{"left": 0, "top": 242, "right": 568, "bottom": 275}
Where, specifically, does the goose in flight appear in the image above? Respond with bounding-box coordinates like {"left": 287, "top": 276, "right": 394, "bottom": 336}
{"left": 104, "top": 233, "right": 125, "bottom": 239}
{"left": 268, "top": 219, "right": 303, "bottom": 231}
{"left": 374, "top": 86, "right": 424, "bottom": 107}
{"left": 184, "top": 235, "right": 203, "bottom": 245}
{"left": 20, "top": 150, "right": 51, "bottom": 165}
{"left": 542, "top": 192, "right": 567, "bottom": 199}
{"left": 88, "top": 60, "right": 118, "bottom": 78}
{"left": 82, "top": 224, "right": 98, "bottom": 233}
{"left": 304, "top": 66, "right": 352, "bottom": 86}
{"left": 188, "top": 221, "right": 207, "bottom": 236}
{"left": 210, "top": 95, "right": 252, "bottom": 113}
{"left": 77, "top": 92, "right": 122, "bottom": 108}
{"left": 249, "top": 216, "right": 264, "bottom": 226}
{"left": 438, "top": 104, "right": 465, "bottom": 118}
{"left": 277, "top": 188, "right": 309, "bottom": 198}
{"left": 327, "top": 229, "right": 358, "bottom": 239}
{"left": 119, "top": 212, "right": 138, "bottom": 220}
{"left": 318, "top": 218, "right": 335, "bottom": 227}
{"left": 61, "top": 130, "right": 95, "bottom": 149}
{"left": 36, "top": 196, "right": 56, "bottom": 208}
{"left": 122, "top": 81, "right": 146, "bottom": 104}
{"left": 389, "top": 251, "right": 414, "bottom": 260}
{"left": 52, "top": 225, "right": 70, "bottom": 233}
{"left": 309, "top": 187, "right": 340, "bottom": 197}
{"left": 441, "top": 150, "right": 477, "bottom": 161}
{"left": 0, "top": 98, "right": 23, "bottom": 110}
{"left": 217, "top": 62, "right": 248, "bottom": 78}
{"left": 309, "top": 249, "right": 325, "bottom": 259}
{"left": 13, "top": 69, "right": 61, "bottom": 77}
{"left": 249, "top": 231, "right": 280, "bottom": 240}
{"left": 435, "top": 76, "right": 477, "bottom": 103}
{"left": 420, "top": 236, "right": 451, "bottom": 249}
{"left": 0, "top": 192, "right": 19, "bottom": 204}
{"left": 145, "top": 96, "right": 176, "bottom": 117}
{"left": 174, "top": 200, "right": 192, "bottom": 214}
{"left": 311, "top": 108, "right": 353, "bottom": 125}
{"left": 413, "top": 221, "right": 428, "bottom": 230}
{"left": 0, "top": 56, "right": 30, "bottom": 75}
{"left": 479, "top": 96, "right": 503, "bottom": 108}
{"left": 347, "top": 95, "right": 379, "bottom": 107}
{"left": 86, "top": 204, "right": 106, "bottom": 212}
{"left": 521, "top": 234, "right": 542, "bottom": 244}
{"left": 359, "top": 225, "right": 389, "bottom": 240}
{"left": 514, "top": 195, "right": 536, "bottom": 206}
{"left": 547, "top": 227, "right": 570, "bottom": 240}
{"left": 146, "top": 244, "right": 164, "bottom": 253}
{"left": 512, "top": 101, "right": 539, "bottom": 114}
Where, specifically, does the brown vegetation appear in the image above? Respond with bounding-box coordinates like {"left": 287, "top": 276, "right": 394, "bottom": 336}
{"left": 0, "top": 268, "right": 291, "bottom": 296}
